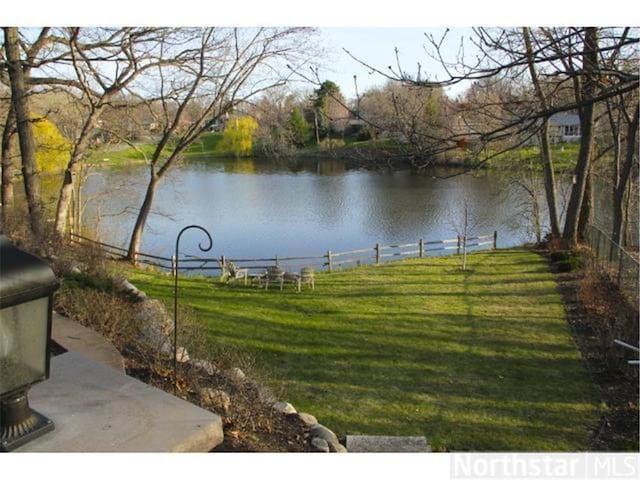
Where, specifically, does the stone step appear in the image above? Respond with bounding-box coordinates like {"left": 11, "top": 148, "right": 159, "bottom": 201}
{"left": 346, "top": 435, "right": 432, "bottom": 453}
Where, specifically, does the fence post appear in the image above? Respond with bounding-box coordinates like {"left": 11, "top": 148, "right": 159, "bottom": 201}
{"left": 171, "top": 255, "right": 177, "bottom": 277}
{"left": 275, "top": 255, "right": 279, "bottom": 267}
{"left": 327, "top": 251, "right": 333, "bottom": 273}
{"left": 419, "top": 238, "right": 424, "bottom": 258}
{"left": 457, "top": 236, "right": 461, "bottom": 255}
{"left": 375, "top": 243, "right": 381, "bottom": 265}
{"left": 493, "top": 231, "right": 498, "bottom": 249}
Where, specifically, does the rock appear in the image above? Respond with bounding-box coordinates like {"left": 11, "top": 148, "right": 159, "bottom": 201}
{"left": 228, "top": 367, "right": 246, "bottom": 382}
{"left": 192, "top": 359, "right": 216, "bottom": 376}
{"left": 246, "top": 379, "right": 276, "bottom": 405}
{"left": 70, "top": 264, "right": 83, "bottom": 275}
{"left": 309, "top": 424, "right": 344, "bottom": 452}
{"left": 116, "top": 278, "right": 147, "bottom": 301}
{"left": 310, "top": 437, "right": 330, "bottom": 453}
{"left": 176, "top": 346, "right": 190, "bottom": 363}
{"left": 138, "top": 322, "right": 172, "bottom": 355}
{"left": 159, "top": 338, "right": 172, "bottom": 357}
{"left": 309, "top": 424, "right": 338, "bottom": 444}
{"left": 273, "top": 401, "right": 297, "bottom": 415}
{"left": 134, "top": 299, "right": 173, "bottom": 336}
{"left": 329, "top": 442, "right": 347, "bottom": 453}
{"left": 200, "top": 388, "right": 231, "bottom": 415}
{"left": 117, "top": 278, "right": 137, "bottom": 293}
{"left": 297, "top": 412, "right": 318, "bottom": 428}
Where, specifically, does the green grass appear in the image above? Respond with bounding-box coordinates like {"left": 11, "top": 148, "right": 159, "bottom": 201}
{"left": 129, "top": 248, "right": 600, "bottom": 451}
{"left": 184, "top": 132, "right": 224, "bottom": 156}
{"left": 86, "top": 132, "right": 225, "bottom": 166}
{"left": 491, "top": 143, "right": 581, "bottom": 171}
{"left": 86, "top": 142, "right": 158, "bottom": 165}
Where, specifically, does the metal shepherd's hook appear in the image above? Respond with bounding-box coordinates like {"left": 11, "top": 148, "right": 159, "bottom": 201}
{"left": 173, "top": 225, "right": 213, "bottom": 396}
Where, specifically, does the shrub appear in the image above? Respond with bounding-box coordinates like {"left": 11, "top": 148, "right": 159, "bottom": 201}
{"left": 32, "top": 114, "right": 71, "bottom": 174}
{"left": 318, "top": 138, "right": 345, "bottom": 150}
{"left": 219, "top": 116, "right": 259, "bottom": 157}
{"left": 578, "top": 268, "right": 639, "bottom": 376}
{"left": 55, "top": 282, "right": 138, "bottom": 347}
{"left": 550, "top": 249, "right": 583, "bottom": 272}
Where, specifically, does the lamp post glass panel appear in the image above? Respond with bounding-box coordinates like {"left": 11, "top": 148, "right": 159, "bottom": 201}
{"left": 0, "top": 236, "right": 59, "bottom": 451}
{"left": 0, "top": 299, "right": 50, "bottom": 395}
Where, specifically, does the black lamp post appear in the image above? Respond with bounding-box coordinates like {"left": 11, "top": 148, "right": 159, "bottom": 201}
{"left": 0, "top": 236, "right": 59, "bottom": 451}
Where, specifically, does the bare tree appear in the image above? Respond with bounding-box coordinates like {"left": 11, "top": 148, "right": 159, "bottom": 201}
{"left": 357, "top": 80, "right": 450, "bottom": 163}
{"left": 447, "top": 198, "right": 485, "bottom": 271}
{"left": 522, "top": 27, "right": 561, "bottom": 238}
{"left": 125, "top": 27, "right": 315, "bottom": 261}
{"left": 2, "top": 27, "right": 46, "bottom": 243}
{"left": 351, "top": 27, "right": 639, "bottom": 245}
{"left": 37, "top": 27, "right": 177, "bottom": 238}
{"left": 0, "top": 103, "right": 17, "bottom": 229}
{"left": 611, "top": 100, "right": 639, "bottom": 246}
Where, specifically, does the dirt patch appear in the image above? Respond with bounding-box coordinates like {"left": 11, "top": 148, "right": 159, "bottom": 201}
{"left": 549, "top": 257, "right": 639, "bottom": 451}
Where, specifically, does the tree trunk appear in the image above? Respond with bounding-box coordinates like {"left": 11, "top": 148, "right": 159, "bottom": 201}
{"left": 538, "top": 120, "right": 561, "bottom": 237}
{"left": 3, "top": 27, "right": 44, "bottom": 244}
{"left": 606, "top": 99, "right": 622, "bottom": 232}
{"left": 1, "top": 106, "right": 16, "bottom": 230}
{"left": 577, "top": 173, "right": 593, "bottom": 242}
{"left": 611, "top": 106, "right": 639, "bottom": 246}
{"left": 564, "top": 116, "right": 596, "bottom": 245}
{"left": 54, "top": 113, "right": 100, "bottom": 238}
{"left": 562, "top": 28, "right": 599, "bottom": 246}
{"left": 522, "top": 28, "right": 561, "bottom": 238}
{"left": 127, "top": 170, "right": 160, "bottom": 263}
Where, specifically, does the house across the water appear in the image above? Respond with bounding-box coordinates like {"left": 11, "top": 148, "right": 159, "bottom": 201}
{"left": 549, "top": 113, "right": 581, "bottom": 143}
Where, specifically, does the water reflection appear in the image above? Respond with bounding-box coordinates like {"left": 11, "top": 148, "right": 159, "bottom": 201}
{"left": 81, "top": 156, "right": 560, "bottom": 260}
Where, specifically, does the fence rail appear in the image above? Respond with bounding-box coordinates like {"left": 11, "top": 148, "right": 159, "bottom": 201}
{"left": 585, "top": 224, "right": 639, "bottom": 308}
{"left": 69, "top": 231, "right": 497, "bottom": 276}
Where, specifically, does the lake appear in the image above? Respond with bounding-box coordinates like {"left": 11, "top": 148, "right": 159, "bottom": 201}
{"left": 82, "top": 156, "right": 566, "bottom": 262}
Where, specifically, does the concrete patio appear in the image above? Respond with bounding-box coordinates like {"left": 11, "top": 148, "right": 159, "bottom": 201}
{"left": 14, "top": 314, "right": 223, "bottom": 452}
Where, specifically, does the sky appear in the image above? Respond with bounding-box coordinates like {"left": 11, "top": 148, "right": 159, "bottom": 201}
{"left": 314, "top": 27, "right": 472, "bottom": 100}
{"left": 8, "top": 0, "right": 638, "bottom": 103}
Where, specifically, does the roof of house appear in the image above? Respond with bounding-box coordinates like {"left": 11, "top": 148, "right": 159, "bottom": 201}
{"left": 550, "top": 113, "right": 580, "bottom": 127}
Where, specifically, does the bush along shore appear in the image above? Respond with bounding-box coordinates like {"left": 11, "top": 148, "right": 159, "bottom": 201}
{"left": 86, "top": 132, "right": 580, "bottom": 173}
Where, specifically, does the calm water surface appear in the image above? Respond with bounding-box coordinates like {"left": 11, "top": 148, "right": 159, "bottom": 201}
{"left": 83, "top": 156, "right": 564, "bottom": 260}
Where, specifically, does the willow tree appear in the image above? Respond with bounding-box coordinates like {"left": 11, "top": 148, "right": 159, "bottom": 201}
{"left": 126, "top": 27, "right": 315, "bottom": 261}
{"left": 219, "top": 116, "right": 259, "bottom": 157}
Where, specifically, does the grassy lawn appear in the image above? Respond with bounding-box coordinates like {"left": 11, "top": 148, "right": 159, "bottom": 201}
{"left": 86, "top": 132, "right": 225, "bottom": 166}
{"left": 491, "top": 143, "right": 580, "bottom": 171}
{"left": 86, "top": 142, "right": 158, "bottom": 165}
{"left": 130, "top": 248, "right": 599, "bottom": 451}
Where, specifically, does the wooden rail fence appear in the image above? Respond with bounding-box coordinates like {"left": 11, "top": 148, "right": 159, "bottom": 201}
{"left": 69, "top": 231, "right": 498, "bottom": 276}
